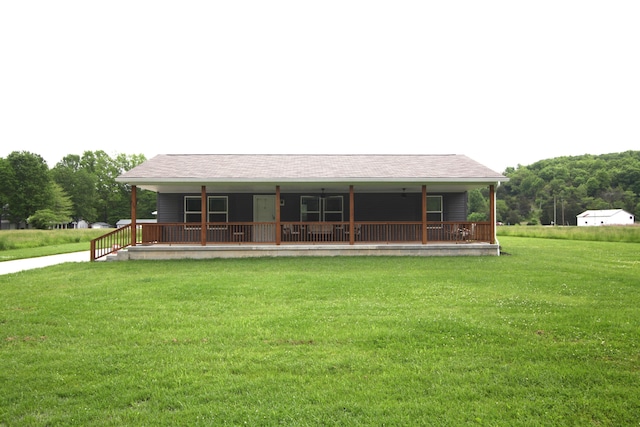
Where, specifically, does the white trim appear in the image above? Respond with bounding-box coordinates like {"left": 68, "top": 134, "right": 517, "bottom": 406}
{"left": 118, "top": 177, "right": 507, "bottom": 185}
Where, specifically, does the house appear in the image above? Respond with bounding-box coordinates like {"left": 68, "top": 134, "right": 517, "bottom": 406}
{"left": 576, "top": 209, "right": 635, "bottom": 226}
{"left": 91, "top": 154, "right": 508, "bottom": 260}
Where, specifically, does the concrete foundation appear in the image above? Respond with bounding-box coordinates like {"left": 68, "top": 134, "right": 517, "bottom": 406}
{"left": 113, "top": 243, "right": 501, "bottom": 260}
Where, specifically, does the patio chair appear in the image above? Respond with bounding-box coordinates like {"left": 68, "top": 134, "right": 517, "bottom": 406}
{"left": 446, "top": 224, "right": 469, "bottom": 242}
{"left": 344, "top": 224, "right": 361, "bottom": 242}
{"left": 282, "top": 224, "right": 301, "bottom": 242}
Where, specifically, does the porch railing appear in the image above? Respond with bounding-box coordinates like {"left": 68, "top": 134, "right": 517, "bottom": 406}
{"left": 90, "top": 221, "right": 493, "bottom": 260}
{"left": 90, "top": 224, "right": 134, "bottom": 261}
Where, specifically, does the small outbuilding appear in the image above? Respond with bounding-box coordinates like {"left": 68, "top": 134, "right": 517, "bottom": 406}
{"left": 116, "top": 219, "right": 157, "bottom": 228}
{"left": 91, "top": 222, "right": 113, "bottom": 229}
{"left": 576, "top": 209, "right": 635, "bottom": 226}
{"left": 74, "top": 220, "right": 89, "bottom": 229}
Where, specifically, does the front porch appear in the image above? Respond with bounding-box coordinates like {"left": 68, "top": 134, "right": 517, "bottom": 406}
{"left": 91, "top": 221, "right": 499, "bottom": 260}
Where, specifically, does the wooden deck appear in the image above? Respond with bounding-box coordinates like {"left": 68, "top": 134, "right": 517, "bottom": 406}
{"left": 91, "top": 221, "right": 497, "bottom": 261}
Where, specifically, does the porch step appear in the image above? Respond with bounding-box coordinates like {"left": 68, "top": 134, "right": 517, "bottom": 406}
{"left": 105, "top": 249, "right": 129, "bottom": 261}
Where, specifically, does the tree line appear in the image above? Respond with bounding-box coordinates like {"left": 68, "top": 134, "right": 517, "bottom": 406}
{"left": 486, "top": 150, "right": 639, "bottom": 226}
{"left": 0, "top": 151, "right": 155, "bottom": 229}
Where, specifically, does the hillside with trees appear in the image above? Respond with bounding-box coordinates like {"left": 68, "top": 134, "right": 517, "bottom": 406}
{"left": 0, "top": 151, "right": 155, "bottom": 229}
{"left": 494, "top": 151, "right": 640, "bottom": 226}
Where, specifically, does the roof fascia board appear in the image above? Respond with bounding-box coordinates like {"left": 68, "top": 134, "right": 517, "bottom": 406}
{"left": 117, "top": 177, "right": 508, "bottom": 185}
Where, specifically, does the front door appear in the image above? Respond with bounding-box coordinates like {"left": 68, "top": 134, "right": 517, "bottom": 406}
{"left": 253, "top": 195, "right": 276, "bottom": 242}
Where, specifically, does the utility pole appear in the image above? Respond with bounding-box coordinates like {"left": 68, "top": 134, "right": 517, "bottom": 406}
{"left": 553, "top": 196, "right": 557, "bottom": 226}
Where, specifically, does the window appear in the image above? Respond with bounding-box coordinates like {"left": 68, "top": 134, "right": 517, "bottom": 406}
{"left": 185, "top": 196, "right": 202, "bottom": 223}
{"left": 208, "top": 196, "right": 228, "bottom": 223}
{"left": 301, "top": 196, "right": 320, "bottom": 221}
{"left": 300, "top": 196, "right": 343, "bottom": 221}
{"left": 184, "top": 196, "right": 228, "bottom": 224}
{"left": 426, "top": 196, "right": 442, "bottom": 222}
{"left": 323, "top": 196, "right": 343, "bottom": 221}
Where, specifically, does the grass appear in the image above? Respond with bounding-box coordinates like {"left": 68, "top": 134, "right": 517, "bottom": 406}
{"left": 498, "top": 224, "right": 640, "bottom": 243}
{"left": 1, "top": 237, "right": 639, "bottom": 425}
{"left": 2, "top": 226, "right": 637, "bottom": 261}
{"left": 0, "top": 229, "right": 108, "bottom": 261}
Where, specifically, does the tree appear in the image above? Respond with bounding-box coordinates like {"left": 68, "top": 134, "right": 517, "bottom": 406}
{"left": 112, "top": 153, "right": 155, "bottom": 222}
{"left": 495, "top": 199, "right": 509, "bottom": 223}
{"left": 51, "top": 151, "right": 155, "bottom": 226}
{"left": 80, "top": 150, "right": 119, "bottom": 223}
{"left": 467, "top": 189, "right": 488, "bottom": 221}
{"left": 51, "top": 155, "right": 98, "bottom": 222}
{"left": 0, "top": 157, "right": 13, "bottom": 211}
{"left": 4, "top": 151, "right": 51, "bottom": 227}
{"left": 48, "top": 182, "right": 74, "bottom": 224}
{"left": 73, "top": 151, "right": 155, "bottom": 225}
{"left": 28, "top": 183, "right": 73, "bottom": 229}
{"left": 27, "top": 209, "right": 59, "bottom": 229}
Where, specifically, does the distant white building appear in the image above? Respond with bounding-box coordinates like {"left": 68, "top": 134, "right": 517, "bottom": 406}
{"left": 576, "top": 209, "right": 635, "bottom": 226}
{"left": 116, "top": 219, "right": 157, "bottom": 228}
{"left": 74, "top": 220, "right": 89, "bottom": 229}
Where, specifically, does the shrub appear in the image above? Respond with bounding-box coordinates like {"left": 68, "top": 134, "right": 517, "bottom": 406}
{"left": 27, "top": 209, "right": 71, "bottom": 230}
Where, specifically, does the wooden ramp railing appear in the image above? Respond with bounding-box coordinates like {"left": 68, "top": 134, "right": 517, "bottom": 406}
{"left": 90, "top": 225, "right": 134, "bottom": 261}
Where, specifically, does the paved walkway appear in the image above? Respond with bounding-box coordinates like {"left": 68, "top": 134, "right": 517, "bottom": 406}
{"left": 0, "top": 251, "right": 91, "bottom": 276}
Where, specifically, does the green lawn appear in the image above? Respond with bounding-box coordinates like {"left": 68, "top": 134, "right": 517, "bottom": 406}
{"left": 0, "top": 229, "right": 107, "bottom": 261}
{"left": 1, "top": 237, "right": 639, "bottom": 425}
{"left": 497, "top": 224, "right": 640, "bottom": 242}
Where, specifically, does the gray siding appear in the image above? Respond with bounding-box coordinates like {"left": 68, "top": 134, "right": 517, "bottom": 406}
{"left": 443, "top": 193, "right": 468, "bottom": 222}
{"left": 157, "top": 193, "right": 183, "bottom": 222}
{"left": 354, "top": 193, "right": 421, "bottom": 221}
{"left": 156, "top": 192, "right": 468, "bottom": 223}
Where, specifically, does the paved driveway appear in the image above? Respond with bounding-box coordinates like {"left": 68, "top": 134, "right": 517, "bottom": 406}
{"left": 0, "top": 251, "right": 91, "bottom": 275}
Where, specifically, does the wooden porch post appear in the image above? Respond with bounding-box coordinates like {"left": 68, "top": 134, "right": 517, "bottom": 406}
{"left": 349, "top": 185, "right": 355, "bottom": 245}
{"left": 131, "top": 185, "right": 137, "bottom": 247}
{"left": 275, "top": 185, "right": 281, "bottom": 245}
{"left": 490, "top": 184, "right": 496, "bottom": 244}
{"left": 422, "top": 185, "right": 427, "bottom": 244}
{"left": 201, "top": 185, "right": 207, "bottom": 246}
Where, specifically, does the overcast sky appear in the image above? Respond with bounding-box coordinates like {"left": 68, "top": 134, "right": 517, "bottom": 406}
{"left": 1, "top": 1, "right": 638, "bottom": 174}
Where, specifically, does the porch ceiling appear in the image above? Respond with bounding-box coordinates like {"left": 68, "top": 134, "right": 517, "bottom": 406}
{"left": 135, "top": 180, "right": 496, "bottom": 194}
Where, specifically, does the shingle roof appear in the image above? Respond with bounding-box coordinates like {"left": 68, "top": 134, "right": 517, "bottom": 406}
{"left": 118, "top": 154, "right": 507, "bottom": 182}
